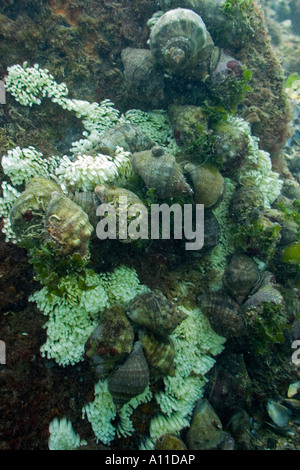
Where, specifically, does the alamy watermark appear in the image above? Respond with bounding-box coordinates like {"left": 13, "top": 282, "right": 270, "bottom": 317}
{"left": 0, "top": 80, "right": 6, "bottom": 104}
{"left": 96, "top": 197, "right": 204, "bottom": 251}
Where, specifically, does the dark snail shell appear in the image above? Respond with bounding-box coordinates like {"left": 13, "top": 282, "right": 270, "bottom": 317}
{"left": 127, "top": 289, "right": 187, "bottom": 337}
{"left": 121, "top": 48, "right": 165, "bottom": 108}
{"left": 198, "top": 291, "right": 247, "bottom": 339}
{"left": 107, "top": 341, "right": 149, "bottom": 405}
{"left": 131, "top": 146, "right": 193, "bottom": 199}
{"left": 223, "top": 252, "right": 261, "bottom": 304}
{"left": 84, "top": 306, "right": 135, "bottom": 379}
{"left": 149, "top": 8, "right": 207, "bottom": 73}
{"left": 9, "top": 176, "right": 62, "bottom": 248}
{"left": 139, "top": 330, "right": 176, "bottom": 379}
{"left": 45, "top": 191, "right": 94, "bottom": 257}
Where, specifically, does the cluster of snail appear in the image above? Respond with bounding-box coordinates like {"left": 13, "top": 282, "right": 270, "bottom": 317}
{"left": 84, "top": 290, "right": 187, "bottom": 405}
{"left": 121, "top": 8, "right": 244, "bottom": 108}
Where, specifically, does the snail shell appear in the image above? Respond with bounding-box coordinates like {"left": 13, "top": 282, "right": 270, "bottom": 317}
{"left": 9, "top": 176, "right": 62, "bottom": 248}
{"left": 167, "top": 104, "right": 209, "bottom": 148}
{"left": 107, "top": 341, "right": 149, "bottom": 405}
{"left": 97, "top": 122, "right": 154, "bottom": 156}
{"left": 131, "top": 146, "right": 193, "bottom": 199}
{"left": 154, "top": 434, "right": 187, "bottom": 450}
{"left": 149, "top": 8, "right": 207, "bottom": 73}
{"left": 127, "top": 289, "right": 187, "bottom": 337}
{"left": 94, "top": 185, "right": 148, "bottom": 243}
{"left": 184, "top": 163, "right": 224, "bottom": 209}
{"left": 73, "top": 191, "right": 99, "bottom": 228}
{"left": 121, "top": 48, "right": 165, "bottom": 107}
{"left": 223, "top": 252, "right": 261, "bottom": 304}
{"left": 187, "top": 399, "right": 228, "bottom": 450}
{"left": 84, "top": 306, "right": 134, "bottom": 379}
{"left": 139, "top": 330, "right": 176, "bottom": 379}
{"left": 198, "top": 291, "right": 247, "bottom": 339}
{"left": 45, "top": 191, "right": 94, "bottom": 257}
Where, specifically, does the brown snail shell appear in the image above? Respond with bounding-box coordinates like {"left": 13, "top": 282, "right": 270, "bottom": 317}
{"left": 45, "top": 191, "right": 94, "bottom": 257}
{"left": 187, "top": 399, "right": 228, "bottom": 450}
{"left": 154, "top": 434, "right": 187, "bottom": 450}
{"left": 97, "top": 121, "right": 155, "bottom": 156}
{"left": 139, "top": 330, "right": 176, "bottom": 379}
{"left": 198, "top": 291, "right": 247, "bottom": 339}
{"left": 127, "top": 289, "right": 187, "bottom": 337}
{"left": 184, "top": 163, "right": 225, "bottom": 209}
{"left": 149, "top": 8, "right": 207, "bottom": 73}
{"left": 107, "top": 341, "right": 149, "bottom": 405}
{"left": 223, "top": 252, "right": 261, "bottom": 304}
{"left": 9, "top": 176, "right": 62, "bottom": 248}
{"left": 84, "top": 306, "right": 134, "bottom": 379}
{"left": 131, "top": 146, "right": 193, "bottom": 199}
{"left": 121, "top": 48, "right": 165, "bottom": 107}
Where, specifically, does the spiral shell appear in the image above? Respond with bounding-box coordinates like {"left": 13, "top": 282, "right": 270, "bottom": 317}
{"left": 131, "top": 146, "right": 193, "bottom": 199}
{"left": 94, "top": 185, "right": 148, "bottom": 243}
{"left": 9, "top": 176, "right": 62, "bottom": 248}
{"left": 97, "top": 122, "right": 154, "bottom": 156}
{"left": 84, "top": 306, "right": 134, "bottom": 379}
{"left": 121, "top": 48, "right": 165, "bottom": 107}
{"left": 223, "top": 252, "right": 261, "bottom": 304}
{"left": 149, "top": 8, "right": 207, "bottom": 72}
{"left": 107, "top": 341, "right": 149, "bottom": 405}
{"left": 187, "top": 399, "right": 228, "bottom": 450}
{"left": 73, "top": 191, "right": 99, "bottom": 228}
{"left": 127, "top": 289, "right": 187, "bottom": 337}
{"left": 198, "top": 291, "right": 247, "bottom": 339}
{"left": 45, "top": 191, "right": 94, "bottom": 256}
{"left": 184, "top": 163, "right": 225, "bottom": 209}
{"left": 139, "top": 330, "right": 176, "bottom": 379}
{"left": 168, "top": 104, "right": 209, "bottom": 147}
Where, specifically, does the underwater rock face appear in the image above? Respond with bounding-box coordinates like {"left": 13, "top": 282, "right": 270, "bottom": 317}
{"left": 131, "top": 146, "right": 193, "bottom": 199}
{"left": 107, "top": 341, "right": 149, "bottom": 405}
{"left": 127, "top": 289, "right": 187, "bottom": 337}
{"left": 84, "top": 306, "right": 135, "bottom": 379}
{"left": 1, "top": 0, "right": 299, "bottom": 452}
{"left": 229, "top": 183, "right": 265, "bottom": 225}
{"left": 149, "top": 8, "right": 207, "bottom": 73}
